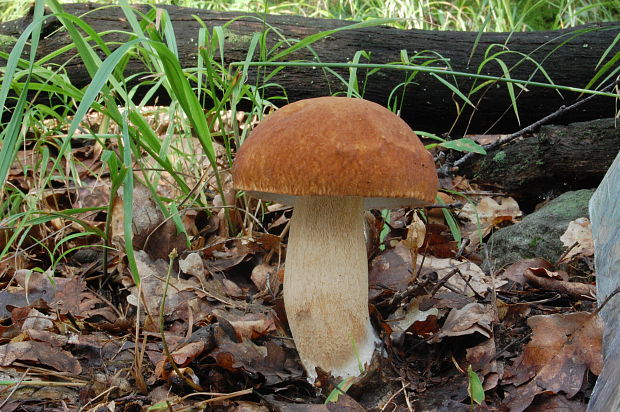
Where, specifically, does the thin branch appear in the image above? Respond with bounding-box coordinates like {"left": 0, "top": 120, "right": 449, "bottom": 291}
{"left": 452, "top": 79, "right": 620, "bottom": 169}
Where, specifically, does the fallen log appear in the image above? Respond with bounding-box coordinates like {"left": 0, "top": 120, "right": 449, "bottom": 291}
{"left": 0, "top": 3, "right": 618, "bottom": 134}
{"left": 458, "top": 118, "right": 619, "bottom": 210}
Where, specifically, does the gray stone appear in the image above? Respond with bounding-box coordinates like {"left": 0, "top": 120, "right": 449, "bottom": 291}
{"left": 587, "top": 150, "right": 620, "bottom": 412}
{"left": 486, "top": 189, "right": 595, "bottom": 270}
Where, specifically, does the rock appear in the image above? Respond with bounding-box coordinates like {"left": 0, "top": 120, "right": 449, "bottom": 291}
{"left": 485, "top": 189, "right": 594, "bottom": 270}
{"left": 587, "top": 151, "right": 620, "bottom": 412}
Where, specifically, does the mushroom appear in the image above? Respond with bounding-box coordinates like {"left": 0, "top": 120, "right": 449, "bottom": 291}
{"left": 232, "top": 96, "right": 438, "bottom": 381}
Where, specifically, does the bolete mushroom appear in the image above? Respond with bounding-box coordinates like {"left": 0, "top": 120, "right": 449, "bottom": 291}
{"left": 232, "top": 96, "right": 438, "bottom": 381}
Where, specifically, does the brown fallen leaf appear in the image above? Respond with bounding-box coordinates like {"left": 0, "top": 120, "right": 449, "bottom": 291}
{"left": 250, "top": 263, "right": 280, "bottom": 294}
{"left": 437, "top": 302, "right": 496, "bottom": 339}
{"left": 213, "top": 308, "right": 277, "bottom": 341}
{"left": 503, "top": 312, "right": 603, "bottom": 412}
{"left": 416, "top": 255, "right": 504, "bottom": 297}
{"left": 423, "top": 223, "right": 458, "bottom": 258}
{"left": 501, "top": 258, "right": 554, "bottom": 284}
{"left": 387, "top": 297, "right": 439, "bottom": 339}
{"left": 368, "top": 244, "right": 414, "bottom": 300}
{"left": 460, "top": 196, "right": 522, "bottom": 226}
{"left": 211, "top": 339, "right": 302, "bottom": 385}
{"left": 0, "top": 340, "right": 82, "bottom": 374}
{"left": 525, "top": 266, "right": 568, "bottom": 281}
{"left": 466, "top": 338, "right": 501, "bottom": 391}
{"left": 154, "top": 341, "right": 206, "bottom": 380}
{"left": 126, "top": 250, "right": 202, "bottom": 328}
{"left": 526, "top": 393, "right": 587, "bottom": 411}
{"left": 11, "top": 269, "right": 117, "bottom": 322}
{"left": 559, "top": 217, "right": 594, "bottom": 264}
{"left": 460, "top": 196, "right": 522, "bottom": 251}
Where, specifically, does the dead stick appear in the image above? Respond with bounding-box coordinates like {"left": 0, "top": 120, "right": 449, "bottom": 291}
{"left": 524, "top": 271, "right": 596, "bottom": 299}
{"left": 453, "top": 79, "right": 620, "bottom": 169}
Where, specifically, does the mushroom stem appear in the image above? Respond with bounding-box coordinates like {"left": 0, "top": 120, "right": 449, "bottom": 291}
{"left": 284, "top": 196, "right": 378, "bottom": 381}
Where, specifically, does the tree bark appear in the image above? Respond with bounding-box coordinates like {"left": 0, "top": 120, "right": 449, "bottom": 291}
{"left": 458, "top": 118, "right": 619, "bottom": 210}
{"left": 0, "top": 3, "right": 618, "bottom": 134}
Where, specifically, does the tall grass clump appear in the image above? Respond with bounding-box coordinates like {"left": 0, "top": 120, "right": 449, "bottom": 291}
{"left": 0, "top": 0, "right": 269, "bottom": 278}
{"left": 0, "top": 0, "right": 618, "bottom": 30}
{"left": 0, "top": 0, "right": 618, "bottom": 280}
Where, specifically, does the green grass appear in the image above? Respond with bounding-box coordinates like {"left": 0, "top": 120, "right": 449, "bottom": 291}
{"left": 0, "top": 0, "right": 618, "bottom": 30}
{"left": 0, "top": 0, "right": 618, "bottom": 275}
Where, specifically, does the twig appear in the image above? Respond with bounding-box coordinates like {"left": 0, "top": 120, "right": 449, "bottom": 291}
{"left": 524, "top": 270, "right": 596, "bottom": 300}
{"left": 379, "top": 384, "right": 408, "bottom": 412}
{"left": 555, "top": 241, "right": 578, "bottom": 265}
{"left": 424, "top": 202, "right": 464, "bottom": 209}
{"left": 430, "top": 268, "right": 460, "bottom": 296}
{"left": 0, "top": 368, "right": 30, "bottom": 410}
{"left": 402, "top": 380, "right": 413, "bottom": 412}
{"left": 594, "top": 286, "right": 620, "bottom": 316}
{"left": 452, "top": 79, "right": 620, "bottom": 169}
{"left": 492, "top": 332, "right": 532, "bottom": 362}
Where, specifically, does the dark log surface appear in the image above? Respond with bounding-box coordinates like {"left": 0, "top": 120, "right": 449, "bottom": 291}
{"left": 1, "top": 3, "right": 618, "bottom": 134}
{"left": 458, "top": 118, "right": 620, "bottom": 210}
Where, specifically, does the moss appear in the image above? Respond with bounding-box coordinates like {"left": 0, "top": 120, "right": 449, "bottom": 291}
{"left": 493, "top": 150, "right": 506, "bottom": 162}
{"left": 222, "top": 29, "right": 256, "bottom": 48}
{"left": 0, "top": 34, "right": 17, "bottom": 49}
{"left": 528, "top": 236, "right": 542, "bottom": 249}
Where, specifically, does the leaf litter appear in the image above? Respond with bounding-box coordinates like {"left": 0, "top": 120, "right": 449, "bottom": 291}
{"left": 0, "top": 107, "right": 603, "bottom": 411}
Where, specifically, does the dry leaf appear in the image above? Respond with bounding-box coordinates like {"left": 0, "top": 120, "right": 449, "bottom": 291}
{"left": 437, "top": 303, "right": 496, "bottom": 339}
{"left": 368, "top": 244, "right": 414, "bottom": 300}
{"left": 501, "top": 258, "right": 554, "bottom": 284}
{"left": 416, "top": 254, "right": 504, "bottom": 296}
{"left": 179, "top": 252, "right": 208, "bottom": 285}
{"left": 0, "top": 340, "right": 82, "bottom": 374}
{"left": 503, "top": 312, "right": 603, "bottom": 412}
{"left": 460, "top": 196, "right": 522, "bottom": 225}
{"left": 559, "top": 217, "right": 594, "bottom": 263}
{"left": 388, "top": 298, "right": 439, "bottom": 337}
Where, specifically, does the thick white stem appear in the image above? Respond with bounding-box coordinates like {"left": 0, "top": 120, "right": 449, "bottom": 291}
{"left": 284, "top": 196, "right": 378, "bottom": 381}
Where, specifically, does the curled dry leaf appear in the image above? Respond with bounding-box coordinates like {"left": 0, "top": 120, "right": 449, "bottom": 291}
{"left": 20, "top": 308, "right": 54, "bottom": 331}
{"left": 416, "top": 254, "right": 505, "bottom": 297}
{"left": 154, "top": 341, "right": 206, "bottom": 381}
{"left": 213, "top": 308, "right": 277, "bottom": 341}
{"left": 503, "top": 312, "right": 603, "bottom": 412}
{"left": 466, "top": 338, "right": 500, "bottom": 390}
{"left": 368, "top": 243, "right": 415, "bottom": 300}
{"left": 179, "top": 252, "right": 208, "bottom": 286}
{"left": 559, "top": 217, "right": 594, "bottom": 263}
{"left": 388, "top": 298, "right": 439, "bottom": 338}
{"left": 525, "top": 266, "right": 567, "bottom": 281}
{"left": 126, "top": 251, "right": 202, "bottom": 325}
{"left": 460, "top": 196, "right": 522, "bottom": 226}
{"left": 501, "top": 258, "right": 554, "bottom": 285}
{"left": 222, "top": 278, "right": 245, "bottom": 298}
{"left": 437, "top": 302, "right": 496, "bottom": 339}
{"left": 250, "top": 263, "right": 280, "bottom": 295}
{"left": 211, "top": 339, "right": 302, "bottom": 385}
{"left": 402, "top": 212, "right": 426, "bottom": 268}
{"left": 460, "top": 196, "right": 522, "bottom": 251}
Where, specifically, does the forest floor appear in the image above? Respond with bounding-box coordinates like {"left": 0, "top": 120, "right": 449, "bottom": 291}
{"left": 0, "top": 107, "right": 602, "bottom": 412}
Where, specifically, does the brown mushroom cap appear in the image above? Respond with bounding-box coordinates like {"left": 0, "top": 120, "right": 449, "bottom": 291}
{"left": 233, "top": 96, "right": 438, "bottom": 208}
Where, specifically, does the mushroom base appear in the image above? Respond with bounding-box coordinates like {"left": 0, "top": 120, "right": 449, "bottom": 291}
{"left": 284, "top": 196, "right": 379, "bottom": 381}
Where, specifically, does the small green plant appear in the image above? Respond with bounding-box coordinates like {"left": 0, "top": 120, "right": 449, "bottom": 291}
{"left": 467, "top": 364, "right": 486, "bottom": 407}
